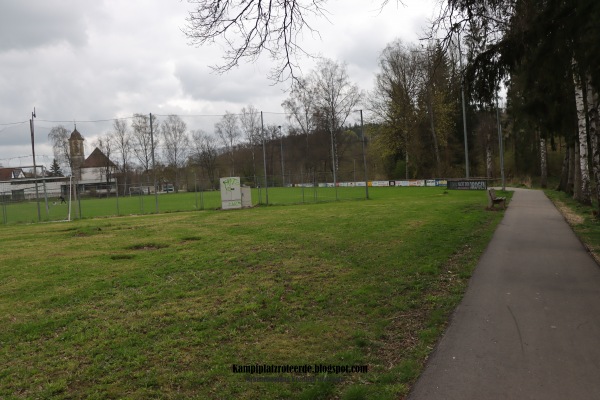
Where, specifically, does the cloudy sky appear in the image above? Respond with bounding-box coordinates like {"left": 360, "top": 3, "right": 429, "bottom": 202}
{"left": 0, "top": 0, "right": 439, "bottom": 168}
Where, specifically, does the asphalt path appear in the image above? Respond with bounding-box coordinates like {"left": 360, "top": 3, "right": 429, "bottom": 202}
{"left": 408, "top": 188, "right": 600, "bottom": 400}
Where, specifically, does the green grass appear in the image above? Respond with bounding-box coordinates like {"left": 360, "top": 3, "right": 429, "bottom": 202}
{"left": 0, "top": 188, "right": 507, "bottom": 399}
{"left": 544, "top": 189, "right": 600, "bottom": 260}
{"left": 1, "top": 187, "right": 369, "bottom": 224}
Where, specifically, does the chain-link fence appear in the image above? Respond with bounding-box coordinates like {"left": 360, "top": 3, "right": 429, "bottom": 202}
{"left": 1, "top": 110, "right": 378, "bottom": 224}
{"left": 0, "top": 173, "right": 374, "bottom": 224}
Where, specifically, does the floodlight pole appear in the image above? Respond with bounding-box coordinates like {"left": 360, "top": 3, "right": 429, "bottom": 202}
{"left": 261, "top": 111, "right": 269, "bottom": 205}
{"left": 360, "top": 110, "right": 369, "bottom": 199}
{"left": 29, "top": 108, "right": 41, "bottom": 221}
{"left": 329, "top": 117, "right": 338, "bottom": 200}
{"left": 68, "top": 176, "right": 72, "bottom": 221}
{"left": 41, "top": 165, "right": 49, "bottom": 216}
{"left": 150, "top": 113, "right": 159, "bottom": 213}
{"left": 279, "top": 125, "right": 284, "bottom": 187}
{"left": 115, "top": 177, "right": 120, "bottom": 216}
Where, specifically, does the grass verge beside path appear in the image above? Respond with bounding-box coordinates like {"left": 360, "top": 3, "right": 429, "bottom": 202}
{"left": 0, "top": 188, "right": 507, "bottom": 399}
{"left": 545, "top": 190, "right": 600, "bottom": 264}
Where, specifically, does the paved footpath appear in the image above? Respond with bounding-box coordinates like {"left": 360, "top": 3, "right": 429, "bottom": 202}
{"left": 408, "top": 188, "right": 600, "bottom": 400}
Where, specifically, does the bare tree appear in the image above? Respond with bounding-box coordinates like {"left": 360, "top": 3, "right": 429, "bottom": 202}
{"left": 131, "top": 113, "right": 160, "bottom": 182}
{"left": 183, "top": 0, "right": 333, "bottom": 81}
{"left": 161, "top": 115, "right": 190, "bottom": 192}
{"left": 48, "top": 125, "right": 73, "bottom": 175}
{"left": 282, "top": 77, "right": 319, "bottom": 174}
{"left": 215, "top": 111, "right": 240, "bottom": 175}
{"left": 191, "top": 130, "right": 219, "bottom": 188}
{"left": 95, "top": 134, "right": 116, "bottom": 194}
{"left": 311, "top": 58, "right": 362, "bottom": 172}
{"left": 111, "top": 118, "right": 132, "bottom": 192}
{"left": 282, "top": 77, "right": 317, "bottom": 136}
{"left": 239, "top": 105, "right": 261, "bottom": 181}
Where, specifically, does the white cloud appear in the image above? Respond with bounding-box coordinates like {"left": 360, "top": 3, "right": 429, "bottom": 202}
{"left": 0, "top": 0, "right": 438, "bottom": 166}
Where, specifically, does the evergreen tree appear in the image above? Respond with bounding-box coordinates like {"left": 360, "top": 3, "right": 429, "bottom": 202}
{"left": 49, "top": 158, "right": 63, "bottom": 177}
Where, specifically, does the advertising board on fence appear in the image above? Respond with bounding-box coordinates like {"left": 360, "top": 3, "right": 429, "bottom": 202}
{"left": 447, "top": 180, "right": 487, "bottom": 190}
{"left": 370, "top": 181, "right": 390, "bottom": 187}
{"left": 409, "top": 180, "right": 425, "bottom": 187}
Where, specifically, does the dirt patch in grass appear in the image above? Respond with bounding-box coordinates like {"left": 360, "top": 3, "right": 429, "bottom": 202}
{"left": 554, "top": 199, "right": 585, "bottom": 225}
{"left": 126, "top": 243, "right": 168, "bottom": 251}
{"left": 179, "top": 236, "right": 201, "bottom": 243}
{"left": 110, "top": 254, "right": 135, "bottom": 260}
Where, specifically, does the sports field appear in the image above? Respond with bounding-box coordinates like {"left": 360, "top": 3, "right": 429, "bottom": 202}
{"left": 0, "top": 187, "right": 509, "bottom": 399}
{"left": 1, "top": 186, "right": 368, "bottom": 224}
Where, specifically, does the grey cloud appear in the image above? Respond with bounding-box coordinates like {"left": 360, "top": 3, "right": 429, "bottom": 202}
{"left": 174, "top": 59, "right": 281, "bottom": 106}
{"left": 0, "top": 1, "right": 98, "bottom": 52}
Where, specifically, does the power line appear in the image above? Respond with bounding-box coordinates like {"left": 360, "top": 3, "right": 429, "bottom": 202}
{"left": 0, "top": 120, "right": 28, "bottom": 126}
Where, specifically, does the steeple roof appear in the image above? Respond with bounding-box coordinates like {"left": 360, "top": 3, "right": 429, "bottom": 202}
{"left": 69, "top": 128, "right": 84, "bottom": 141}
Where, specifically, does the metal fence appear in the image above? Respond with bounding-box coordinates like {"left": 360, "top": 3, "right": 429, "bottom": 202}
{"left": 0, "top": 173, "right": 371, "bottom": 224}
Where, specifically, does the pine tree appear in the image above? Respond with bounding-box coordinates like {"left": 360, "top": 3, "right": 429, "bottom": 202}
{"left": 49, "top": 158, "right": 63, "bottom": 177}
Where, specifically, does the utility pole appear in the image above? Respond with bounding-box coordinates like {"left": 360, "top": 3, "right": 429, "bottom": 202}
{"left": 29, "top": 108, "right": 41, "bottom": 221}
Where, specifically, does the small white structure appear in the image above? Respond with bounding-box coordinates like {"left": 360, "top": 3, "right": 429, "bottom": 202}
{"left": 241, "top": 186, "right": 252, "bottom": 207}
{"left": 220, "top": 177, "right": 242, "bottom": 210}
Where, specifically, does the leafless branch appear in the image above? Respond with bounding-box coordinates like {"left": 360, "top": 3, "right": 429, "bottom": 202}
{"left": 183, "top": 0, "right": 328, "bottom": 82}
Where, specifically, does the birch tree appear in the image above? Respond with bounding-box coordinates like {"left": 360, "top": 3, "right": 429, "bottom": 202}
{"left": 215, "top": 111, "right": 240, "bottom": 175}
{"left": 131, "top": 113, "right": 160, "bottom": 181}
{"left": 48, "top": 125, "right": 73, "bottom": 175}
{"left": 161, "top": 115, "right": 189, "bottom": 192}
{"left": 239, "top": 105, "right": 261, "bottom": 181}
{"left": 191, "top": 130, "right": 219, "bottom": 188}
{"left": 111, "top": 118, "right": 132, "bottom": 193}
{"left": 310, "top": 59, "right": 361, "bottom": 173}
{"left": 573, "top": 65, "right": 592, "bottom": 205}
{"left": 95, "top": 134, "right": 115, "bottom": 193}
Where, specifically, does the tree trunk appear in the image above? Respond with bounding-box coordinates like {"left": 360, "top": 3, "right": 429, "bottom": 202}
{"left": 574, "top": 141, "right": 582, "bottom": 201}
{"left": 540, "top": 136, "right": 548, "bottom": 188}
{"left": 567, "top": 144, "right": 575, "bottom": 195}
{"left": 558, "top": 145, "right": 569, "bottom": 192}
{"left": 428, "top": 98, "right": 441, "bottom": 177}
{"left": 587, "top": 76, "right": 600, "bottom": 213}
{"left": 486, "top": 129, "right": 493, "bottom": 179}
{"left": 573, "top": 63, "right": 592, "bottom": 204}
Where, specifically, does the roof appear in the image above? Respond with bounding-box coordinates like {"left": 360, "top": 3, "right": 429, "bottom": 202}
{"left": 69, "top": 128, "right": 84, "bottom": 141}
{"left": 0, "top": 168, "right": 24, "bottom": 181}
{"left": 81, "top": 148, "right": 116, "bottom": 169}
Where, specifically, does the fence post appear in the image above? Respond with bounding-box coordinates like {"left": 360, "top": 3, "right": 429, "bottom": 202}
{"left": 2, "top": 201, "right": 6, "bottom": 224}
{"left": 194, "top": 171, "right": 198, "bottom": 209}
{"left": 360, "top": 109, "right": 369, "bottom": 199}
{"left": 77, "top": 184, "right": 82, "bottom": 219}
{"left": 115, "top": 177, "right": 120, "bottom": 216}
{"left": 261, "top": 111, "right": 269, "bottom": 205}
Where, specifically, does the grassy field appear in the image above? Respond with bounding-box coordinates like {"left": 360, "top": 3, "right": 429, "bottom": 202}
{"left": 0, "top": 188, "right": 509, "bottom": 399}
{"left": 1, "top": 186, "right": 368, "bottom": 224}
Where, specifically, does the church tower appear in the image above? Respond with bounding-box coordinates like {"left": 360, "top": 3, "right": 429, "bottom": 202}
{"left": 69, "top": 128, "right": 85, "bottom": 180}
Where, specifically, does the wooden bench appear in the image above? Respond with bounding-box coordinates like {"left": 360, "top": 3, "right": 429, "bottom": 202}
{"left": 487, "top": 188, "right": 506, "bottom": 209}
